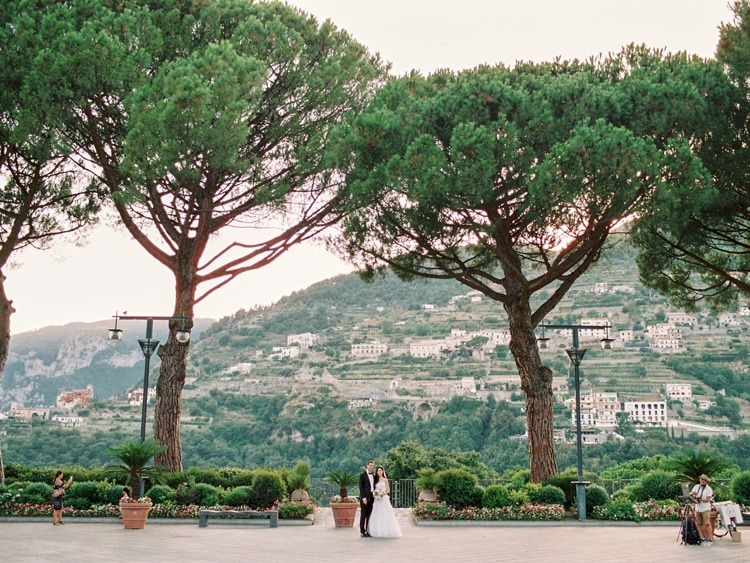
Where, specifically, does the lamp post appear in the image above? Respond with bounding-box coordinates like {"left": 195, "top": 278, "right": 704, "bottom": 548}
{"left": 108, "top": 313, "right": 190, "bottom": 442}
{"left": 538, "top": 322, "right": 613, "bottom": 521}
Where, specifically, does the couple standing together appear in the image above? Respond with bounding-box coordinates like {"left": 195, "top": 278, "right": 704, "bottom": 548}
{"left": 358, "top": 460, "right": 402, "bottom": 538}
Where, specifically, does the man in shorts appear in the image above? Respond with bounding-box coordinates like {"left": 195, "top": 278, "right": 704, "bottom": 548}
{"left": 690, "top": 474, "right": 714, "bottom": 544}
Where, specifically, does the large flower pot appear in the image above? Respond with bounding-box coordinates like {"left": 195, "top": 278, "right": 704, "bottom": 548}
{"left": 120, "top": 502, "right": 153, "bottom": 529}
{"left": 417, "top": 489, "right": 437, "bottom": 502}
{"left": 330, "top": 502, "right": 359, "bottom": 527}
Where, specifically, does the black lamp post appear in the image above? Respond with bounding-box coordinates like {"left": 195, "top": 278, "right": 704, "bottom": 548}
{"left": 538, "top": 322, "right": 613, "bottom": 521}
{"left": 108, "top": 313, "right": 190, "bottom": 442}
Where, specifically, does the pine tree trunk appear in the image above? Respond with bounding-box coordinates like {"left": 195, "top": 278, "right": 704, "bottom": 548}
{"left": 506, "top": 299, "right": 558, "bottom": 483}
{"left": 153, "top": 338, "right": 189, "bottom": 472}
{"left": 153, "top": 272, "right": 195, "bottom": 472}
{"left": 0, "top": 273, "right": 15, "bottom": 485}
{"left": 0, "top": 272, "right": 15, "bottom": 377}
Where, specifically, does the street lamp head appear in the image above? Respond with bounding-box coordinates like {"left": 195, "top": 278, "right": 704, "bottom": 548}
{"left": 175, "top": 329, "right": 191, "bottom": 344}
{"left": 536, "top": 323, "right": 550, "bottom": 349}
{"left": 600, "top": 325, "right": 614, "bottom": 350}
{"left": 108, "top": 328, "right": 123, "bottom": 342}
{"left": 565, "top": 347, "right": 587, "bottom": 365}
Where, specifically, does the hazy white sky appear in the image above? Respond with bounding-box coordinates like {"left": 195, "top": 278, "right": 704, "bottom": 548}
{"left": 5, "top": 0, "right": 735, "bottom": 334}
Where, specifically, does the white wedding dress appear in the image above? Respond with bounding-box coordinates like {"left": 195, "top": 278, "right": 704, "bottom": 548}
{"left": 368, "top": 482, "right": 402, "bottom": 538}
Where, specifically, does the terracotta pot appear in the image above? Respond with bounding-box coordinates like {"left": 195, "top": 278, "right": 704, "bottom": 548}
{"left": 330, "top": 502, "right": 359, "bottom": 527}
{"left": 290, "top": 489, "right": 310, "bottom": 501}
{"left": 418, "top": 489, "right": 437, "bottom": 502}
{"left": 120, "top": 502, "right": 153, "bottom": 529}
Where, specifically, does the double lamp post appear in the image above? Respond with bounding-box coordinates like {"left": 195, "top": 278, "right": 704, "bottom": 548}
{"left": 537, "top": 322, "right": 613, "bottom": 521}
{"left": 108, "top": 313, "right": 190, "bottom": 442}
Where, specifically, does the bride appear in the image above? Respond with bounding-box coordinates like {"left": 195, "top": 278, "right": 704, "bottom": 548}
{"left": 368, "top": 465, "right": 402, "bottom": 538}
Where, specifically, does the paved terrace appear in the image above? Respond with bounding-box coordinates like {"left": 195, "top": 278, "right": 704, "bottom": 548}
{"left": 0, "top": 508, "right": 747, "bottom": 562}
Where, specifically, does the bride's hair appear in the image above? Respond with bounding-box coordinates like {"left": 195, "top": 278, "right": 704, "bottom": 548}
{"left": 375, "top": 465, "right": 387, "bottom": 483}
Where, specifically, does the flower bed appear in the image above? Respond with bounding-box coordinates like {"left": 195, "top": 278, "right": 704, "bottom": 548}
{"left": 1, "top": 500, "right": 313, "bottom": 520}
{"left": 413, "top": 501, "right": 565, "bottom": 521}
{"left": 592, "top": 501, "right": 681, "bottom": 522}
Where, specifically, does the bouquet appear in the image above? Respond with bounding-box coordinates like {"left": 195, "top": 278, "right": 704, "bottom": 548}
{"left": 373, "top": 489, "right": 386, "bottom": 499}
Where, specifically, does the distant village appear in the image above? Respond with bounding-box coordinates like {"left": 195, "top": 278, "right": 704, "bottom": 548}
{"left": 3, "top": 284, "right": 745, "bottom": 443}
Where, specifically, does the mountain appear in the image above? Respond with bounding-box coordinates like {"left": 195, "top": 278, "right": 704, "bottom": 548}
{"left": 2, "top": 244, "right": 748, "bottom": 423}
{"left": 0, "top": 318, "right": 215, "bottom": 409}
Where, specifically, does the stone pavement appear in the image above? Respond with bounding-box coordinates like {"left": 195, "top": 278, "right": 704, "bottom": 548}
{"left": 0, "top": 508, "right": 747, "bottom": 562}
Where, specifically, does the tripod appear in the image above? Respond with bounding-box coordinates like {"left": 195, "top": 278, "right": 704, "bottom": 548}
{"left": 677, "top": 497, "right": 703, "bottom": 545}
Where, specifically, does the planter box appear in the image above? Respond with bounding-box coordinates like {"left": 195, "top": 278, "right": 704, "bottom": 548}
{"left": 120, "top": 502, "right": 153, "bottom": 529}
{"left": 329, "top": 503, "right": 358, "bottom": 528}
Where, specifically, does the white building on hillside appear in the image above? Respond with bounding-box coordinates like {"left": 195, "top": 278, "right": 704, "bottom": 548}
{"left": 270, "top": 346, "right": 300, "bottom": 358}
{"left": 410, "top": 340, "right": 445, "bottom": 358}
{"left": 622, "top": 401, "right": 667, "bottom": 427}
{"left": 287, "top": 332, "right": 319, "bottom": 347}
{"left": 666, "top": 383, "right": 692, "bottom": 402}
{"left": 351, "top": 341, "right": 388, "bottom": 358}
{"left": 667, "top": 312, "right": 696, "bottom": 326}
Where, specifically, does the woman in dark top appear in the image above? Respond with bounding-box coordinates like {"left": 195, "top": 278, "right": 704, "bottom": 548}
{"left": 52, "top": 470, "right": 73, "bottom": 525}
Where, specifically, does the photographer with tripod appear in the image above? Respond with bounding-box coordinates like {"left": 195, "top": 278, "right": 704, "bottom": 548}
{"left": 690, "top": 474, "right": 714, "bottom": 544}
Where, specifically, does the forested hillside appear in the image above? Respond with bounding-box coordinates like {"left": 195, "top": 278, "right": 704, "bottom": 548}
{"left": 2, "top": 245, "right": 749, "bottom": 475}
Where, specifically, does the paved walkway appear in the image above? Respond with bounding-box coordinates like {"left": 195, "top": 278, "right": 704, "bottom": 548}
{"left": 0, "top": 508, "right": 746, "bottom": 562}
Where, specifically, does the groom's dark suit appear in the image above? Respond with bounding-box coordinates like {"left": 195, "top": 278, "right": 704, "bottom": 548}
{"left": 358, "top": 468, "right": 375, "bottom": 535}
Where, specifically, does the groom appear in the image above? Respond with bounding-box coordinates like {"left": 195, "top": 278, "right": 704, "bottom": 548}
{"left": 358, "top": 460, "right": 375, "bottom": 537}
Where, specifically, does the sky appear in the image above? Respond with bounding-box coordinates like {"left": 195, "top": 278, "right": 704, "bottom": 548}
{"left": 4, "top": 0, "right": 736, "bottom": 334}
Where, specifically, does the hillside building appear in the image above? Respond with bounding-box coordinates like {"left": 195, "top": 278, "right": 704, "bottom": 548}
{"left": 409, "top": 340, "right": 446, "bottom": 358}
{"left": 667, "top": 312, "right": 697, "bottom": 326}
{"left": 666, "top": 383, "right": 692, "bottom": 402}
{"left": 128, "top": 389, "right": 153, "bottom": 407}
{"left": 270, "top": 346, "right": 300, "bottom": 358}
{"left": 351, "top": 341, "right": 388, "bottom": 358}
{"left": 287, "top": 332, "right": 319, "bottom": 348}
{"left": 56, "top": 385, "right": 93, "bottom": 411}
{"left": 622, "top": 400, "right": 667, "bottom": 427}
{"left": 9, "top": 403, "right": 50, "bottom": 420}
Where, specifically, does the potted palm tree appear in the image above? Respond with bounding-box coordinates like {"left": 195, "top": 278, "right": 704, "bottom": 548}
{"left": 104, "top": 440, "right": 168, "bottom": 529}
{"left": 415, "top": 468, "right": 440, "bottom": 502}
{"left": 325, "top": 469, "right": 359, "bottom": 527}
{"left": 288, "top": 461, "right": 312, "bottom": 501}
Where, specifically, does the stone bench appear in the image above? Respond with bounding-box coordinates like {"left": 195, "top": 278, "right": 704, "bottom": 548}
{"left": 198, "top": 509, "right": 278, "bottom": 528}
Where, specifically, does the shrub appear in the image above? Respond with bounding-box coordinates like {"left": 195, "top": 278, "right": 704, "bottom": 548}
{"left": 522, "top": 483, "right": 542, "bottom": 503}
{"left": 508, "top": 489, "right": 529, "bottom": 506}
{"left": 19, "top": 483, "right": 53, "bottom": 505}
{"left": 145, "top": 485, "right": 173, "bottom": 505}
{"left": 278, "top": 499, "right": 315, "bottom": 519}
{"left": 585, "top": 484, "right": 610, "bottom": 514}
{"left": 510, "top": 469, "right": 531, "bottom": 489}
{"left": 249, "top": 470, "right": 286, "bottom": 509}
{"left": 66, "top": 481, "right": 101, "bottom": 510}
{"left": 731, "top": 471, "right": 750, "bottom": 506}
{"left": 543, "top": 468, "right": 601, "bottom": 507}
{"left": 105, "top": 483, "right": 127, "bottom": 504}
{"left": 223, "top": 486, "right": 252, "bottom": 507}
{"left": 594, "top": 499, "right": 640, "bottom": 521}
{"left": 175, "top": 482, "right": 198, "bottom": 506}
{"left": 631, "top": 470, "right": 681, "bottom": 502}
{"left": 435, "top": 469, "right": 478, "bottom": 509}
{"left": 164, "top": 467, "right": 248, "bottom": 489}
{"left": 612, "top": 489, "right": 631, "bottom": 502}
{"left": 537, "top": 485, "right": 566, "bottom": 506}
{"left": 192, "top": 483, "right": 222, "bottom": 507}
{"left": 482, "top": 485, "right": 512, "bottom": 509}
